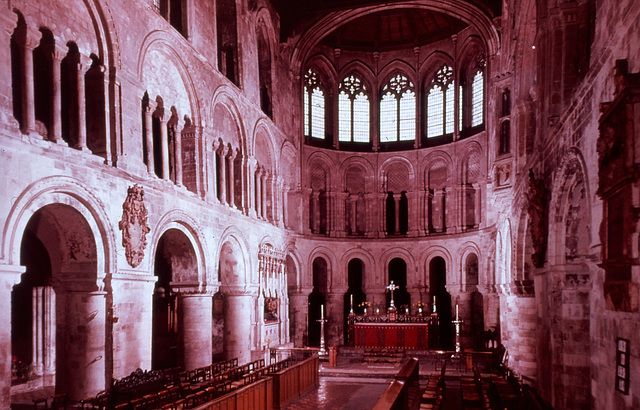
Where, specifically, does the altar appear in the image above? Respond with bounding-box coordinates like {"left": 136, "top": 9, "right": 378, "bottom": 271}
{"left": 354, "top": 322, "right": 430, "bottom": 349}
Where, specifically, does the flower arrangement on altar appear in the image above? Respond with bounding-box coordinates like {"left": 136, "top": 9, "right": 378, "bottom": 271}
{"left": 413, "top": 300, "right": 426, "bottom": 314}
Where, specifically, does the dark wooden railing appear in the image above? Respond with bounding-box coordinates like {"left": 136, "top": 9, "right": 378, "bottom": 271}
{"left": 271, "top": 355, "right": 319, "bottom": 409}
{"left": 372, "top": 357, "right": 421, "bottom": 410}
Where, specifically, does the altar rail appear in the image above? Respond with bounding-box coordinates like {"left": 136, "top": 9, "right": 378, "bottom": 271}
{"left": 372, "top": 357, "right": 421, "bottom": 410}
{"left": 192, "top": 355, "right": 319, "bottom": 410}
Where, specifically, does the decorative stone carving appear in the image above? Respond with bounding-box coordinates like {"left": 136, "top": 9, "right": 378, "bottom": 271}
{"left": 527, "top": 169, "right": 548, "bottom": 268}
{"left": 119, "top": 184, "right": 150, "bottom": 268}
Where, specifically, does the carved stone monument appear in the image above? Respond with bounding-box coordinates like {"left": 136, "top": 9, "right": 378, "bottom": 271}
{"left": 119, "top": 184, "right": 151, "bottom": 268}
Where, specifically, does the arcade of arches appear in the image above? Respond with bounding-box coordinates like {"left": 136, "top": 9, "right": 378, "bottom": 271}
{"left": 0, "top": 0, "right": 639, "bottom": 409}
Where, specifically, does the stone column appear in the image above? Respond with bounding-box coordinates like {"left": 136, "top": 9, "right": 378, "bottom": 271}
{"left": 261, "top": 170, "right": 268, "bottom": 220}
{"left": 349, "top": 194, "right": 358, "bottom": 234}
{"left": 49, "top": 43, "right": 66, "bottom": 144}
{"left": 445, "top": 186, "right": 455, "bottom": 233}
{"left": 311, "top": 191, "right": 320, "bottom": 233}
{"left": 247, "top": 158, "right": 257, "bottom": 218}
{"left": 174, "top": 118, "right": 184, "bottom": 186}
{"left": 424, "top": 190, "right": 432, "bottom": 234}
{"left": 56, "top": 289, "right": 106, "bottom": 402}
{"left": 325, "top": 292, "right": 345, "bottom": 346}
{"left": 75, "top": 55, "right": 92, "bottom": 152}
{"left": 406, "top": 191, "right": 418, "bottom": 236}
{"left": 393, "top": 192, "right": 401, "bottom": 234}
{"left": 227, "top": 149, "right": 236, "bottom": 208}
{"left": 0, "top": 265, "right": 25, "bottom": 409}
{"left": 144, "top": 100, "right": 155, "bottom": 174}
{"left": 32, "top": 286, "right": 56, "bottom": 377}
{"left": 224, "top": 293, "right": 254, "bottom": 364}
{"left": 267, "top": 172, "right": 275, "bottom": 222}
{"left": 208, "top": 139, "right": 220, "bottom": 202}
{"left": 158, "top": 112, "right": 170, "bottom": 180}
{"left": 378, "top": 192, "right": 387, "bottom": 237}
{"left": 218, "top": 144, "right": 228, "bottom": 204}
{"left": 177, "top": 293, "right": 213, "bottom": 370}
{"left": 302, "top": 188, "right": 312, "bottom": 234}
{"left": 418, "top": 190, "right": 427, "bottom": 236}
{"left": 254, "top": 165, "right": 262, "bottom": 217}
{"left": 288, "top": 290, "right": 310, "bottom": 347}
{"left": 20, "top": 28, "right": 40, "bottom": 135}
{"left": 473, "top": 183, "right": 481, "bottom": 228}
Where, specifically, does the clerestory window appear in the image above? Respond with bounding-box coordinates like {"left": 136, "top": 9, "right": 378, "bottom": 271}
{"left": 303, "top": 69, "right": 325, "bottom": 139}
{"left": 380, "top": 74, "right": 415, "bottom": 143}
{"left": 338, "top": 74, "right": 370, "bottom": 143}
{"left": 426, "top": 66, "right": 455, "bottom": 138}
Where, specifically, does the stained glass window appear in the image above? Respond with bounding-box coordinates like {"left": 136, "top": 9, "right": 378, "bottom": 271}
{"left": 338, "top": 75, "right": 370, "bottom": 143}
{"left": 304, "top": 69, "right": 325, "bottom": 139}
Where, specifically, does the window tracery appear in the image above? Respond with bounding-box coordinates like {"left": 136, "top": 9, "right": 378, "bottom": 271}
{"left": 426, "top": 66, "right": 455, "bottom": 138}
{"left": 339, "top": 74, "right": 370, "bottom": 143}
{"left": 304, "top": 69, "right": 325, "bottom": 139}
{"left": 380, "top": 74, "right": 415, "bottom": 143}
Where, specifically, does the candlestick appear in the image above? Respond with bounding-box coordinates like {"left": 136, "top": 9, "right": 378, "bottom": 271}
{"left": 350, "top": 294, "right": 354, "bottom": 314}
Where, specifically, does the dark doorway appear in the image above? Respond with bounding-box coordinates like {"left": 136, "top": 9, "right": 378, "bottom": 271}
{"left": 343, "top": 259, "right": 366, "bottom": 343}
{"left": 430, "top": 257, "right": 452, "bottom": 349}
{"left": 308, "top": 257, "right": 328, "bottom": 347}
{"left": 387, "top": 258, "right": 411, "bottom": 311}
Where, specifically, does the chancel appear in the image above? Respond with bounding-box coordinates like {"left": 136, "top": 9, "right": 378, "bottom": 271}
{"left": 0, "top": 0, "right": 639, "bottom": 409}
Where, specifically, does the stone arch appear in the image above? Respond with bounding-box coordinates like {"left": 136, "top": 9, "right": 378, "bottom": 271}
{"left": 307, "top": 246, "right": 337, "bottom": 289}
{"left": 252, "top": 119, "right": 278, "bottom": 172}
{"left": 337, "top": 60, "right": 376, "bottom": 92}
{"left": 285, "top": 251, "right": 303, "bottom": 291}
{"left": 548, "top": 149, "right": 592, "bottom": 265}
{"left": 138, "top": 31, "right": 200, "bottom": 124}
{"left": 339, "top": 156, "right": 375, "bottom": 192}
{"left": 216, "top": 226, "right": 251, "bottom": 287}
{"left": 380, "top": 157, "right": 415, "bottom": 192}
{"left": 307, "top": 151, "right": 335, "bottom": 190}
{"left": 3, "top": 176, "right": 115, "bottom": 277}
{"left": 419, "top": 50, "right": 455, "bottom": 80}
{"left": 150, "top": 210, "right": 208, "bottom": 284}
{"left": 280, "top": 140, "right": 299, "bottom": 189}
{"left": 379, "top": 247, "right": 417, "bottom": 286}
{"left": 210, "top": 85, "right": 249, "bottom": 153}
{"left": 459, "top": 242, "right": 481, "bottom": 288}
{"left": 421, "top": 150, "right": 453, "bottom": 183}
{"left": 457, "top": 34, "right": 486, "bottom": 73}
{"left": 378, "top": 59, "right": 418, "bottom": 87}
{"left": 291, "top": 1, "right": 500, "bottom": 72}
{"left": 304, "top": 53, "right": 338, "bottom": 87}
{"left": 341, "top": 248, "right": 377, "bottom": 289}
{"left": 4, "top": 178, "right": 116, "bottom": 401}
{"left": 421, "top": 246, "right": 454, "bottom": 288}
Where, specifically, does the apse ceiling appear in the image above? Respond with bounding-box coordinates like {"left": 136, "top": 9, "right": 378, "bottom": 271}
{"left": 271, "top": 0, "right": 501, "bottom": 45}
{"left": 319, "top": 9, "right": 469, "bottom": 51}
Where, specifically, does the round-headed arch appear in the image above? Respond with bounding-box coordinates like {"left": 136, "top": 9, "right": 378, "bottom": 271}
{"left": 2, "top": 176, "right": 116, "bottom": 280}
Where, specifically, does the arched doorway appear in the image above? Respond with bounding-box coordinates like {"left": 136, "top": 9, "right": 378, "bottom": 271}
{"left": 153, "top": 228, "right": 209, "bottom": 370}
{"left": 12, "top": 204, "right": 105, "bottom": 401}
{"left": 387, "top": 258, "right": 410, "bottom": 311}
{"left": 429, "top": 257, "right": 452, "bottom": 349}
{"left": 343, "top": 258, "right": 366, "bottom": 342}
{"left": 308, "top": 257, "right": 327, "bottom": 347}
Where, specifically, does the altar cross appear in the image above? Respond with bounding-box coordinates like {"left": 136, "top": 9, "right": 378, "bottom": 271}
{"left": 386, "top": 281, "right": 399, "bottom": 308}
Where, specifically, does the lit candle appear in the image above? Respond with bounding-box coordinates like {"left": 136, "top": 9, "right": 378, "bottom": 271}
{"left": 321, "top": 304, "right": 324, "bottom": 319}
{"left": 433, "top": 295, "right": 436, "bottom": 305}
{"left": 350, "top": 294, "right": 353, "bottom": 306}
{"left": 455, "top": 304, "right": 459, "bottom": 320}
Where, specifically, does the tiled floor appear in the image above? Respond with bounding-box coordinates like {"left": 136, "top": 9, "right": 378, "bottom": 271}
{"left": 285, "top": 377, "right": 392, "bottom": 410}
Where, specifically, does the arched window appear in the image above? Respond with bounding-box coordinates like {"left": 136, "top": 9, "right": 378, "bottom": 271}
{"left": 338, "top": 74, "right": 370, "bottom": 143}
{"left": 380, "top": 74, "right": 415, "bottom": 143}
{"left": 303, "top": 69, "right": 325, "bottom": 139}
{"left": 471, "top": 69, "right": 484, "bottom": 127}
{"left": 426, "top": 66, "right": 454, "bottom": 138}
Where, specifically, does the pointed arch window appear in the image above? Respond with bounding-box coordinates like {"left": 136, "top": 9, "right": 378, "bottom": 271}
{"left": 339, "top": 74, "right": 370, "bottom": 143}
{"left": 380, "top": 74, "right": 415, "bottom": 143}
{"left": 426, "top": 66, "right": 455, "bottom": 138}
{"left": 303, "top": 68, "right": 325, "bottom": 139}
